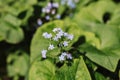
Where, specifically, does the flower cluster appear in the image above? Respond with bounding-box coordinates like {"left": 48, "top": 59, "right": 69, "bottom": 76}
{"left": 42, "top": 2, "right": 59, "bottom": 14}
{"left": 59, "top": 52, "right": 72, "bottom": 61}
{"left": 61, "top": 0, "right": 79, "bottom": 9}
{"left": 42, "top": 2, "right": 61, "bottom": 20}
{"left": 37, "top": 2, "right": 61, "bottom": 26}
{"left": 36, "top": 0, "right": 80, "bottom": 27}
{"left": 41, "top": 28, "right": 74, "bottom": 61}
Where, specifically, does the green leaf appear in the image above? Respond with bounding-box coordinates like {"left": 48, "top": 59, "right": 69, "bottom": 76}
{"left": 75, "top": 56, "right": 91, "bottom": 80}
{"left": 72, "top": 5, "right": 120, "bottom": 71}
{"left": 29, "top": 56, "right": 91, "bottom": 80}
{"left": 107, "top": 5, "right": 120, "bottom": 25}
{"left": 73, "top": 0, "right": 116, "bottom": 25}
{"left": 7, "top": 51, "right": 29, "bottom": 77}
{"left": 75, "top": 0, "right": 91, "bottom": 12}
{"left": 30, "top": 20, "right": 83, "bottom": 63}
{"left": 3, "top": 14, "right": 22, "bottom": 27}
{"left": 0, "top": 21, "right": 24, "bottom": 44}
{"left": 0, "top": 35, "right": 3, "bottom": 41}
{"left": 29, "top": 58, "right": 56, "bottom": 80}
{"left": 7, "top": 0, "right": 37, "bottom": 16}
{"left": 72, "top": 20, "right": 120, "bottom": 50}
{"left": 95, "top": 72, "right": 106, "bottom": 80}
{"left": 83, "top": 31, "right": 100, "bottom": 48}
{"left": 79, "top": 44, "right": 120, "bottom": 72}
{"left": 55, "top": 56, "right": 91, "bottom": 80}
{"left": 92, "top": 24, "right": 119, "bottom": 49}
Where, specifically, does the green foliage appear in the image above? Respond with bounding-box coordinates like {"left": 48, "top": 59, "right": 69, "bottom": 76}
{"left": 30, "top": 20, "right": 83, "bottom": 62}
{"left": 7, "top": 51, "right": 29, "bottom": 78}
{"left": 55, "top": 57, "right": 91, "bottom": 80}
{"left": 0, "top": 0, "right": 120, "bottom": 80}
{"left": 69, "top": 0, "right": 120, "bottom": 72}
{"left": 29, "top": 56, "right": 91, "bottom": 80}
{"left": 29, "top": 20, "right": 94, "bottom": 80}
{"left": 0, "top": 0, "right": 37, "bottom": 43}
{"left": 79, "top": 43, "right": 120, "bottom": 72}
{"left": 0, "top": 17, "right": 24, "bottom": 43}
{"left": 30, "top": 17, "right": 120, "bottom": 79}
{"left": 72, "top": 0, "right": 117, "bottom": 29}
{"left": 29, "top": 58, "right": 56, "bottom": 80}
{"left": 95, "top": 72, "right": 106, "bottom": 80}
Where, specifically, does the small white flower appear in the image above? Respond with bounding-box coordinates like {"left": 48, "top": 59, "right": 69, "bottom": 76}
{"left": 42, "top": 8, "right": 46, "bottom": 13}
{"left": 52, "top": 2, "right": 59, "bottom": 8}
{"left": 63, "top": 41, "right": 69, "bottom": 47}
{"left": 56, "top": 30, "right": 64, "bottom": 38}
{"left": 67, "top": 34, "right": 74, "bottom": 40}
{"left": 56, "top": 14, "right": 61, "bottom": 19}
{"left": 66, "top": 54, "right": 72, "bottom": 59}
{"left": 47, "top": 33, "right": 52, "bottom": 38}
{"left": 56, "top": 30, "right": 64, "bottom": 39}
{"left": 51, "top": 9, "right": 56, "bottom": 14}
{"left": 42, "top": 32, "right": 48, "bottom": 37}
{"left": 67, "top": 0, "right": 76, "bottom": 8}
{"left": 53, "top": 28, "right": 58, "bottom": 32}
{"left": 46, "top": 8, "right": 50, "bottom": 13}
{"left": 53, "top": 36, "right": 59, "bottom": 41}
{"left": 63, "top": 32, "right": 68, "bottom": 37}
{"left": 48, "top": 44, "right": 55, "bottom": 50}
{"left": 61, "top": 52, "right": 67, "bottom": 56}
{"left": 56, "top": 33, "right": 62, "bottom": 39}
{"left": 53, "top": 28, "right": 62, "bottom": 32}
{"left": 59, "top": 55, "right": 65, "bottom": 61}
{"left": 61, "top": 0, "right": 67, "bottom": 5}
{"left": 59, "top": 30, "right": 64, "bottom": 35}
{"left": 37, "top": 19, "right": 42, "bottom": 25}
{"left": 42, "top": 32, "right": 52, "bottom": 39}
{"left": 47, "top": 2, "right": 52, "bottom": 8}
{"left": 45, "top": 15, "right": 50, "bottom": 20}
{"left": 41, "top": 50, "right": 47, "bottom": 58}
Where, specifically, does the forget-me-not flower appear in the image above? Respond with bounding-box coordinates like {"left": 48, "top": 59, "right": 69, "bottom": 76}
{"left": 42, "top": 32, "right": 52, "bottom": 39}
{"left": 63, "top": 41, "right": 69, "bottom": 47}
{"left": 48, "top": 44, "right": 55, "bottom": 50}
{"left": 41, "top": 50, "right": 47, "bottom": 58}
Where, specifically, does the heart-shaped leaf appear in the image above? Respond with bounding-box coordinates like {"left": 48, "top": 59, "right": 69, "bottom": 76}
{"left": 30, "top": 20, "right": 83, "bottom": 63}
{"left": 29, "top": 56, "right": 91, "bottom": 80}
{"left": 79, "top": 44, "right": 120, "bottom": 72}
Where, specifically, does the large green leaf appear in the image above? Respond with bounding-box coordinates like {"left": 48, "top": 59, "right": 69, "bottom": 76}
{"left": 79, "top": 44, "right": 120, "bottom": 72}
{"left": 0, "top": 21, "right": 24, "bottom": 43}
{"left": 107, "top": 5, "right": 120, "bottom": 25}
{"left": 73, "top": 0, "right": 117, "bottom": 30}
{"left": 30, "top": 20, "right": 101, "bottom": 63}
{"left": 0, "top": 0, "right": 37, "bottom": 16}
{"left": 0, "top": 0, "right": 36, "bottom": 26}
{"left": 67, "top": 1, "right": 120, "bottom": 50}
{"left": 29, "top": 58, "right": 56, "bottom": 80}
{"left": 3, "top": 14, "right": 21, "bottom": 27}
{"left": 7, "top": 51, "right": 29, "bottom": 77}
{"left": 70, "top": 1, "right": 120, "bottom": 71}
{"left": 91, "top": 24, "right": 120, "bottom": 49}
{"left": 0, "top": 14, "right": 24, "bottom": 43}
{"left": 55, "top": 56, "right": 91, "bottom": 80}
{"left": 29, "top": 56, "right": 91, "bottom": 80}
{"left": 30, "top": 20, "right": 83, "bottom": 63}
